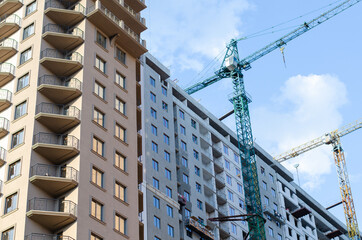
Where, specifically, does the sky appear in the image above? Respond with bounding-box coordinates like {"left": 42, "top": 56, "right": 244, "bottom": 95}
{"left": 143, "top": 0, "right": 362, "bottom": 229}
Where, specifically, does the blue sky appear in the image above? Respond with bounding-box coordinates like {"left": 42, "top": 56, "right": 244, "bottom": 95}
{"left": 143, "top": 0, "right": 362, "bottom": 227}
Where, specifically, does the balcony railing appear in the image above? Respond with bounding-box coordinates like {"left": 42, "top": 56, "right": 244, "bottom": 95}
{"left": 36, "top": 103, "right": 80, "bottom": 119}
{"left": 28, "top": 197, "right": 77, "bottom": 216}
{"left": 114, "top": 0, "right": 145, "bottom": 25}
{"left": 33, "top": 132, "right": 79, "bottom": 149}
{"left": 45, "top": 0, "right": 85, "bottom": 14}
{"left": 0, "top": 89, "right": 11, "bottom": 101}
{"left": 43, "top": 23, "right": 84, "bottom": 38}
{"left": 30, "top": 164, "right": 78, "bottom": 182}
{"left": 0, "top": 37, "right": 17, "bottom": 49}
{"left": 0, "top": 117, "right": 9, "bottom": 130}
{"left": 38, "top": 75, "right": 82, "bottom": 91}
{"left": 0, "top": 179, "right": 2, "bottom": 195}
{"left": 25, "top": 233, "right": 75, "bottom": 240}
{"left": 0, "top": 14, "right": 21, "bottom": 25}
{"left": 0, "top": 63, "right": 15, "bottom": 74}
{"left": 0, "top": 146, "right": 5, "bottom": 159}
{"left": 40, "top": 48, "right": 83, "bottom": 64}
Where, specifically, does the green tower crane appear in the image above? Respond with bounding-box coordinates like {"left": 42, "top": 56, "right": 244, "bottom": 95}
{"left": 184, "top": 1, "right": 361, "bottom": 239}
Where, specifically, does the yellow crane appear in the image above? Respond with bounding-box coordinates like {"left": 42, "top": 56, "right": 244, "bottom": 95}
{"left": 274, "top": 119, "right": 362, "bottom": 240}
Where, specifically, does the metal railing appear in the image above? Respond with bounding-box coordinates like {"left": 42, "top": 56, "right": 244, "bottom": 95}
{"left": 28, "top": 197, "right": 77, "bottom": 216}
{"left": 0, "top": 14, "right": 21, "bottom": 26}
{"left": 0, "top": 117, "right": 9, "bottom": 130}
{"left": 30, "top": 163, "right": 78, "bottom": 182}
{"left": 0, "top": 38, "right": 18, "bottom": 49}
{"left": 0, "top": 146, "right": 6, "bottom": 160}
{"left": 0, "top": 63, "right": 15, "bottom": 74}
{"left": 38, "top": 75, "right": 82, "bottom": 91}
{"left": 33, "top": 132, "right": 79, "bottom": 149}
{"left": 25, "top": 233, "right": 75, "bottom": 240}
{"left": 0, "top": 89, "right": 12, "bottom": 102}
{"left": 114, "top": 0, "right": 145, "bottom": 25}
{"left": 36, "top": 103, "right": 80, "bottom": 119}
{"left": 45, "top": 0, "right": 85, "bottom": 14}
{"left": 215, "top": 174, "right": 225, "bottom": 183}
{"left": 40, "top": 48, "right": 83, "bottom": 64}
{"left": 43, "top": 24, "right": 84, "bottom": 39}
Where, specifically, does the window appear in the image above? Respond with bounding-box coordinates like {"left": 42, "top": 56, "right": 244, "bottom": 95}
{"left": 192, "top": 134, "right": 198, "bottom": 144}
{"left": 91, "top": 167, "right": 103, "bottom": 188}
{"left": 115, "top": 123, "right": 126, "bottom": 142}
{"left": 92, "top": 136, "right": 104, "bottom": 156}
{"left": 225, "top": 160, "right": 230, "bottom": 170}
{"left": 163, "top": 118, "right": 169, "bottom": 128}
{"left": 262, "top": 181, "right": 267, "bottom": 190}
{"left": 90, "top": 233, "right": 102, "bottom": 240}
{"left": 273, "top": 203, "right": 278, "bottom": 212}
{"left": 14, "top": 101, "right": 27, "bottom": 120}
{"left": 234, "top": 152, "right": 239, "bottom": 163}
{"left": 180, "top": 141, "right": 187, "bottom": 151}
{"left": 197, "top": 199, "right": 203, "bottom": 210}
{"left": 278, "top": 234, "right": 282, "bottom": 240}
{"left": 150, "top": 92, "right": 156, "bottom": 102}
{"left": 185, "top": 208, "right": 191, "bottom": 218}
{"left": 162, "top": 101, "right": 168, "bottom": 112}
{"left": 191, "top": 119, "right": 196, "bottom": 128}
{"left": 11, "top": 129, "right": 24, "bottom": 148}
{"left": 91, "top": 199, "right": 103, "bottom": 221}
{"left": 271, "top": 188, "right": 276, "bottom": 198}
{"left": 166, "top": 186, "right": 172, "bottom": 197}
{"left": 154, "top": 216, "right": 160, "bottom": 229}
{"left": 179, "top": 110, "right": 185, "bottom": 119}
{"left": 186, "top": 226, "right": 192, "bottom": 237}
{"left": 150, "top": 108, "right": 157, "bottom": 119}
{"left": 167, "top": 225, "right": 174, "bottom": 237}
{"left": 269, "top": 173, "right": 274, "bottom": 182}
{"left": 93, "top": 108, "right": 105, "bottom": 127}
{"left": 196, "top": 182, "right": 201, "bottom": 193}
{"left": 229, "top": 206, "right": 235, "bottom": 215}
{"left": 23, "top": 23, "right": 34, "bottom": 40}
{"left": 153, "top": 196, "right": 160, "bottom": 209}
{"left": 115, "top": 151, "right": 126, "bottom": 171}
{"left": 5, "top": 193, "right": 18, "bottom": 213}
{"left": 194, "top": 166, "right": 200, "bottom": 176}
{"left": 193, "top": 150, "right": 199, "bottom": 160}
{"left": 94, "top": 81, "right": 105, "bottom": 99}
{"left": 237, "top": 183, "right": 243, "bottom": 193}
{"left": 223, "top": 144, "right": 229, "bottom": 155}
{"left": 228, "top": 190, "right": 233, "bottom": 201}
{"left": 154, "top": 237, "right": 161, "bottom": 240}
{"left": 239, "top": 198, "right": 244, "bottom": 209}
{"left": 25, "top": 1, "right": 36, "bottom": 16}
{"left": 116, "top": 47, "right": 126, "bottom": 64}
{"left": 163, "top": 134, "right": 170, "bottom": 145}
{"left": 150, "top": 77, "right": 155, "bottom": 87}
{"left": 264, "top": 196, "right": 269, "bottom": 205}
{"left": 96, "top": 31, "right": 106, "bottom": 48}
{"left": 95, "top": 56, "right": 106, "bottom": 73}
{"left": 182, "top": 157, "right": 188, "bottom": 167}
{"left": 180, "top": 125, "right": 186, "bottom": 135}
{"left": 162, "top": 86, "right": 167, "bottom": 96}
{"left": 153, "top": 178, "right": 159, "bottom": 189}
{"left": 268, "top": 227, "right": 274, "bottom": 237}
{"left": 226, "top": 175, "right": 232, "bottom": 185}
{"left": 167, "top": 205, "right": 173, "bottom": 217}
{"left": 152, "top": 159, "right": 159, "bottom": 171}
{"left": 183, "top": 191, "right": 190, "bottom": 201}
{"left": 152, "top": 142, "right": 158, "bottom": 153}
{"left": 261, "top": 166, "right": 265, "bottom": 175}
{"left": 1, "top": 227, "right": 14, "bottom": 240}
{"left": 115, "top": 72, "right": 126, "bottom": 89}
{"left": 114, "top": 213, "right": 126, "bottom": 235}
{"left": 8, "top": 160, "right": 21, "bottom": 180}
{"left": 17, "top": 73, "right": 29, "bottom": 91}
{"left": 182, "top": 174, "right": 189, "bottom": 184}
{"left": 115, "top": 182, "right": 126, "bottom": 202}
{"left": 164, "top": 151, "right": 170, "bottom": 162}
{"left": 115, "top": 97, "right": 126, "bottom": 115}
{"left": 236, "top": 168, "right": 241, "bottom": 178}
{"left": 165, "top": 168, "right": 171, "bottom": 180}
{"left": 231, "top": 223, "right": 237, "bottom": 234}
{"left": 20, "top": 48, "right": 32, "bottom": 65}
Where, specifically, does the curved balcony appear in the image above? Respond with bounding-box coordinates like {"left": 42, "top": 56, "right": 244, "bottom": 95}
{"left": 25, "top": 233, "right": 75, "bottom": 240}
{"left": 0, "top": 89, "right": 11, "bottom": 112}
{"left": 30, "top": 164, "right": 78, "bottom": 197}
{"left": 45, "top": 0, "right": 85, "bottom": 26}
{"left": 0, "top": 117, "right": 9, "bottom": 138}
{"left": 0, "top": 14, "right": 21, "bottom": 39}
{"left": 40, "top": 49, "right": 83, "bottom": 76}
{"left": 43, "top": 24, "right": 84, "bottom": 51}
{"left": 0, "top": 63, "right": 15, "bottom": 87}
{"left": 38, "top": 75, "right": 82, "bottom": 104}
{"left": 0, "top": 146, "right": 5, "bottom": 167}
{"left": 0, "top": 0, "right": 23, "bottom": 19}
{"left": 32, "top": 133, "right": 79, "bottom": 164}
{"left": 124, "top": 0, "right": 146, "bottom": 12}
{"left": 27, "top": 198, "right": 77, "bottom": 231}
{"left": 0, "top": 38, "right": 17, "bottom": 62}
{"left": 35, "top": 103, "right": 80, "bottom": 133}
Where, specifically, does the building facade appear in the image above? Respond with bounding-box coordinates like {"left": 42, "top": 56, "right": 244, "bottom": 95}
{"left": 0, "top": 0, "right": 146, "bottom": 239}
{"left": 141, "top": 52, "right": 349, "bottom": 240}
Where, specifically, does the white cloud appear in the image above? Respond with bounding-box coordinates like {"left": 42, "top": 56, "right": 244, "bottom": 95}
{"left": 252, "top": 74, "right": 348, "bottom": 190}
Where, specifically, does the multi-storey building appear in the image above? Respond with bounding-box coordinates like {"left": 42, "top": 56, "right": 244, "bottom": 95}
{"left": 0, "top": 0, "right": 146, "bottom": 239}
{"left": 141, "top": 52, "right": 350, "bottom": 240}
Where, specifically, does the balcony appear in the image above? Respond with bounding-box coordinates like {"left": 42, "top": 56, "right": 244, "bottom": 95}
{"left": 263, "top": 205, "right": 285, "bottom": 224}
{"left": 215, "top": 174, "right": 225, "bottom": 189}
{"left": 43, "top": 24, "right": 84, "bottom": 51}
{"left": 35, "top": 103, "right": 80, "bottom": 133}
{"left": 40, "top": 48, "right": 83, "bottom": 76}
{"left": 0, "top": 180, "right": 2, "bottom": 196}
{"left": 32, "top": 133, "right": 79, "bottom": 164}
{"left": 30, "top": 164, "right": 78, "bottom": 197}
{"left": 0, "top": 117, "right": 9, "bottom": 138}
{"left": 0, "top": 0, "right": 23, "bottom": 19}
{"left": 38, "top": 75, "right": 82, "bottom": 104}
{"left": 0, "top": 38, "right": 17, "bottom": 62}
{"left": 87, "top": 1, "right": 147, "bottom": 58}
{"left": 0, "top": 14, "right": 20, "bottom": 39}
{"left": 0, "top": 146, "right": 5, "bottom": 167}
{"left": 25, "top": 233, "right": 75, "bottom": 240}
{"left": 0, "top": 89, "right": 11, "bottom": 112}
{"left": 0, "top": 63, "right": 14, "bottom": 87}
{"left": 137, "top": 159, "right": 143, "bottom": 184}
{"left": 27, "top": 198, "right": 77, "bottom": 231}
{"left": 186, "top": 217, "right": 214, "bottom": 240}
{"left": 218, "top": 222, "right": 230, "bottom": 239}
{"left": 124, "top": 0, "right": 146, "bottom": 12}
{"left": 44, "top": 0, "right": 85, "bottom": 26}
{"left": 138, "top": 189, "right": 143, "bottom": 213}
{"left": 216, "top": 189, "right": 227, "bottom": 205}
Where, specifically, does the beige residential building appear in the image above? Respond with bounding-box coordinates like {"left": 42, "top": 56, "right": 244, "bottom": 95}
{"left": 0, "top": 0, "right": 146, "bottom": 239}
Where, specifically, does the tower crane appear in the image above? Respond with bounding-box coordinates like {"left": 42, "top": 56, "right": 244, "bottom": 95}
{"left": 274, "top": 119, "right": 362, "bottom": 240}
{"left": 184, "top": 1, "right": 361, "bottom": 239}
